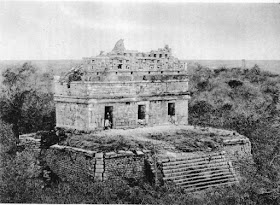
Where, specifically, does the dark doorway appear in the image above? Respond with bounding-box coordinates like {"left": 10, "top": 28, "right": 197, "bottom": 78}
{"left": 138, "top": 105, "right": 146, "bottom": 120}
{"left": 168, "top": 103, "right": 175, "bottom": 116}
{"left": 104, "top": 106, "right": 113, "bottom": 129}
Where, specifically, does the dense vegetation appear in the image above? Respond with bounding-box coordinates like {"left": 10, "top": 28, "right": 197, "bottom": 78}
{"left": 0, "top": 63, "right": 280, "bottom": 204}
{"left": 0, "top": 63, "right": 55, "bottom": 144}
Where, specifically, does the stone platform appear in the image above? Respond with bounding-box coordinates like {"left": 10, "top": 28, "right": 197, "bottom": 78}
{"left": 60, "top": 125, "right": 251, "bottom": 161}
{"left": 19, "top": 125, "right": 252, "bottom": 191}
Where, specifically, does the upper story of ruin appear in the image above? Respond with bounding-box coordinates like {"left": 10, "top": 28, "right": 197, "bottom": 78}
{"left": 83, "top": 39, "right": 187, "bottom": 80}
{"left": 54, "top": 40, "right": 189, "bottom": 101}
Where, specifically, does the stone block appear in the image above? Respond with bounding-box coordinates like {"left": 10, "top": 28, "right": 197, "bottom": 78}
{"left": 95, "top": 168, "right": 104, "bottom": 173}
{"left": 118, "top": 150, "right": 126, "bottom": 154}
{"left": 95, "top": 152, "right": 104, "bottom": 158}
{"left": 105, "top": 151, "right": 117, "bottom": 157}
{"left": 95, "top": 164, "right": 104, "bottom": 169}
{"left": 136, "top": 150, "right": 144, "bottom": 156}
{"left": 94, "top": 173, "right": 103, "bottom": 181}
{"left": 125, "top": 151, "right": 134, "bottom": 155}
{"left": 168, "top": 157, "right": 176, "bottom": 162}
{"left": 96, "top": 160, "right": 104, "bottom": 165}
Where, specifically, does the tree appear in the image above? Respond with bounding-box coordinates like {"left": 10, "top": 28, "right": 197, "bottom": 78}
{"left": 0, "top": 62, "right": 55, "bottom": 144}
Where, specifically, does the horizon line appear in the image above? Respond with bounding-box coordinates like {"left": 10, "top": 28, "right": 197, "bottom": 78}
{"left": 1, "top": 59, "right": 280, "bottom": 61}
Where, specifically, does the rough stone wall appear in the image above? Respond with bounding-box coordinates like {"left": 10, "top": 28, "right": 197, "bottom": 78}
{"left": 223, "top": 138, "right": 252, "bottom": 162}
{"left": 105, "top": 155, "right": 145, "bottom": 180}
{"left": 54, "top": 81, "right": 87, "bottom": 97}
{"left": 56, "top": 102, "right": 88, "bottom": 130}
{"left": 45, "top": 146, "right": 96, "bottom": 182}
{"left": 175, "top": 100, "right": 189, "bottom": 125}
{"left": 45, "top": 145, "right": 147, "bottom": 184}
{"left": 55, "top": 97, "right": 189, "bottom": 131}
{"left": 54, "top": 80, "right": 188, "bottom": 98}
{"left": 87, "top": 99, "right": 189, "bottom": 130}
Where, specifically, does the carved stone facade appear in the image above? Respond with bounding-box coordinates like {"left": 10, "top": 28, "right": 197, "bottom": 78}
{"left": 54, "top": 40, "right": 190, "bottom": 131}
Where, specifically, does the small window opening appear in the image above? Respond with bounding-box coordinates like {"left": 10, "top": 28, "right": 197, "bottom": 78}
{"left": 154, "top": 54, "right": 157, "bottom": 57}
{"left": 97, "top": 72, "right": 99, "bottom": 75}
{"left": 161, "top": 71, "right": 163, "bottom": 74}
{"left": 159, "top": 54, "right": 162, "bottom": 58}
{"left": 131, "top": 71, "right": 133, "bottom": 74}
{"left": 178, "top": 71, "right": 180, "bottom": 73}
{"left": 168, "top": 103, "right": 175, "bottom": 116}
{"left": 148, "top": 71, "right": 151, "bottom": 74}
{"left": 138, "top": 105, "right": 146, "bottom": 120}
{"left": 126, "top": 102, "right": 130, "bottom": 105}
{"left": 115, "top": 72, "right": 118, "bottom": 74}
{"left": 165, "top": 54, "right": 168, "bottom": 58}
{"left": 118, "top": 64, "right": 122, "bottom": 69}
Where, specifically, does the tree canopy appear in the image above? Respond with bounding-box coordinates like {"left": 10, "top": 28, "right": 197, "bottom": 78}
{"left": 0, "top": 62, "right": 55, "bottom": 143}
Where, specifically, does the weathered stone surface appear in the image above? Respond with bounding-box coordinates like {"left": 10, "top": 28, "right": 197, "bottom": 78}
{"left": 95, "top": 152, "right": 104, "bottom": 158}
{"left": 136, "top": 150, "right": 144, "bottom": 155}
{"left": 95, "top": 160, "right": 104, "bottom": 165}
{"left": 54, "top": 40, "right": 189, "bottom": 131}
{"left": 124, "top": 150, "right": 134, "bottom": 155}
{"left": 95, "top": 164, "right": 104, "bottom": 169}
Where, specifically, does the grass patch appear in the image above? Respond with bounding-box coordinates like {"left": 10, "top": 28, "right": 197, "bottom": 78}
{"left": 59, "top": 133, "right": 153, "bottom": 152}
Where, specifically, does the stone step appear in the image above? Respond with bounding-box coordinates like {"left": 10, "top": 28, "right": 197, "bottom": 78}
{"left": 163, "top": 164, "right": 231, "bottom": 177}
{"left": 163, "top": 162, "right": 229, "bottom": 174}
{"left": 183, "top": 180, "right": 238, "bottom": 192}
{"left": 162, "top": 155, "right": 226, "bottom": 167}
{"left": 164, "top": 168, "right": 233, "bottom": 181}
{"left": 163, "top": 157, "right": 226, "bottom": 170}
{"left": 162, "top": 152, "right": 225, "bottom": 166}
{"left": 177, "top": 174, "right": 237, "bottom": 187}
{"left": 174, "top": 173, "right": 235, "bottom": 184}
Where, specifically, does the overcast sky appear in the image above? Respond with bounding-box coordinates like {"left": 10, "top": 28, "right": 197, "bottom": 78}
{"left": 0, "top": 1, "right": 280, "bottom": 60}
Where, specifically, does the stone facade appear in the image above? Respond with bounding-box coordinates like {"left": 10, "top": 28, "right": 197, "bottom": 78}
{"left": 54, "top": 40, "right": 190, "bottom": 131}
{"left": 45, "top": 144, "right": 147, "bottom": 183}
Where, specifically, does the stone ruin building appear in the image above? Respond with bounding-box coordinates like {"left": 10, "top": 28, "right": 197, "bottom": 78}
{"left": 19, "top": 40, "right": 252, "bottom": 192}
{"left": 54, "top": 39, "right": 189, "bottom": 131}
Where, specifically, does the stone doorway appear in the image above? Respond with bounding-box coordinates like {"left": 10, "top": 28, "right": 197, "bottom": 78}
{"left": 104, "top": 106, "right": 113, "bottom": 129}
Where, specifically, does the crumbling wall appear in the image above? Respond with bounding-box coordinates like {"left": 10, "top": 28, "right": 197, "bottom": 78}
{"left": 54, "top": 80, "right": 87, "bottom": 97}
{"left": 87, "top": 99, "right": 189, "bottom": 130}
{"left": 55, "top": 102, "right": 88, "bottom": 130}
{"left": 104, "top": 151, "right": 145, "bottom": 180}
{"left": 86, "top": 80, "right": 188, "bottom": 97}
{"left": 54, "top": 79, "right": 188, "bottom": 99}
{"left": 175, "top": 99, "right": 189, "bottom": 125}
{"left": 223, "top": 138, "right": 252, "bottom": 162}
{"left": 45, "top": 145, "right": 148, "bottom": 184}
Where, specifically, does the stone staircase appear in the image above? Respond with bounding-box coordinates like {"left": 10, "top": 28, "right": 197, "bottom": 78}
{"left": 162, "top": 152, "right": 238, "bottom": 192}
